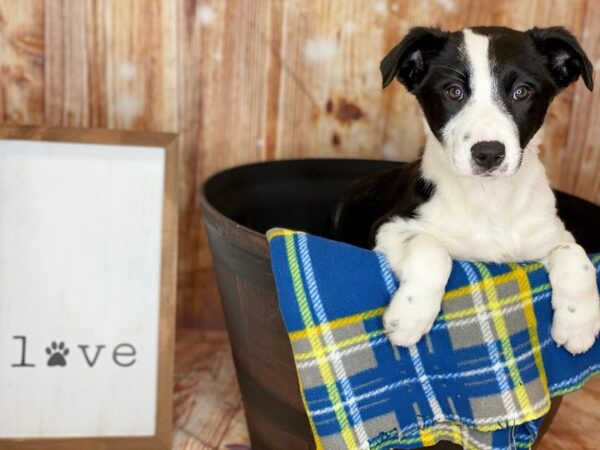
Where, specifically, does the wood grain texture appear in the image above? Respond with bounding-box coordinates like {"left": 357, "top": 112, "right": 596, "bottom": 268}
{"left": 0, "top": 1, "right": 43, "bottom": 124}
{"left": 172, "top": 330, "right": 250, "bottom": 450}
{"left": 566, "top": 0, "right": 600, "bottom": 204}
{"left": 172, "top": 329, "right": 600, "bottom": 450}
{"left": 44, "top": 0, "right": 178, "bottom": 130}
{"left": 536, "top": 375, "right": 600, "bottom": 449}
{"left": 0, "top": 1, "right": 597, "bottom": 328}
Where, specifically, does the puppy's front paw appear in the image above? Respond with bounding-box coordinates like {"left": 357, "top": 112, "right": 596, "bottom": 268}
{"left": 383, "top": 285, "right": 443, "bottom": 347}
{"left": 551, "top": 290, "right": 600, "bottom": 355}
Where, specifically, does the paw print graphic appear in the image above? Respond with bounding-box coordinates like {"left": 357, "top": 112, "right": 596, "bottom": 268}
{"left": 46, "top": 341, "right": 70, "bottom": 367}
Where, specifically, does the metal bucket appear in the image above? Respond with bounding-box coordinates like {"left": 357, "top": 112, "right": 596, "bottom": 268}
{"left": 200, "top": 159, "right": 600, "bottom": 449}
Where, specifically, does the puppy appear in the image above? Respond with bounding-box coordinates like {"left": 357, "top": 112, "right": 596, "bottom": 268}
{"left": 333, "top": 26, "right": 599, "bottom": 355}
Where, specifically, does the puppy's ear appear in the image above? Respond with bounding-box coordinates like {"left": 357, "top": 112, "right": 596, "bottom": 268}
{"left": 380, "top": 27, "right": 449, "bottom": 91}
{"left": 528, "top": 27, "right": 594, "bottom": 91}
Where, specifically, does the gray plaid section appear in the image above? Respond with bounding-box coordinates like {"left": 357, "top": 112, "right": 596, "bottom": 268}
{"left": 321, "top": 430, "right": 352, "bottom": 450}
{"left": 462, "top": 427, "right": 494, "bottom": 449}
{"left": 470, "top": 392, "right": 511, "bottom": 420}
{"left": 363, "top": 413, "right": 400, "bottom": 441}
{"left": 470, "top": 378, "right": 549, "bottom": 426}
{"left": 444, "top": 291, "right": 488, "bottom": 350}
{"left": 497, "top": 280, "right": 529, "bottom": 336}
{"left": 291, "top": 321, "right": 377, "bottom": 389}
{"left": 291, "top": 337, "right": 325, "bottom": 389}
{"left": 445, "top": 278, "right": 528, "bottom": 350}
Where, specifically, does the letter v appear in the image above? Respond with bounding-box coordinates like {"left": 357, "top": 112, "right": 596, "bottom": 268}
{"left": 78, "top": 345, "right": 106, "bottom": 367}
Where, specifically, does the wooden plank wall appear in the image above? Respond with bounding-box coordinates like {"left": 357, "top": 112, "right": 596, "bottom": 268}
{"left": 0, "top": 0, "right": 598, "bottom": 328}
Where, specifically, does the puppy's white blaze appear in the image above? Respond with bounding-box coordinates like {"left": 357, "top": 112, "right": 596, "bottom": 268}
{"left": 463, "top": 29, "right": 494, "bottom": 102}
{"left": 441, "top": 29, "right": 521, "bottom": 177}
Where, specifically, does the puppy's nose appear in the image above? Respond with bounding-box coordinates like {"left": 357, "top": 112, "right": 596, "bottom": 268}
{"left": 471, "top": 141, "right": 506, "bottom": 170}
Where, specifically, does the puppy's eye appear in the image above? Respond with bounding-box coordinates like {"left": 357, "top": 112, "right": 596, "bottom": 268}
{"left": 446, "top": 85, "right": 464, "bottom": 101}
{"left": 512, "top": 86, "right": 530, "bottom": 101}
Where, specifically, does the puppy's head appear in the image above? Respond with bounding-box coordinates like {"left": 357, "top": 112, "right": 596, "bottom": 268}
{"left": 381, "top": 26, "right": 593, "bottom": 177}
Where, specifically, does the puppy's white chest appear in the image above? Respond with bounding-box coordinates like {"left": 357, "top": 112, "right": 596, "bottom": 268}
{"left": 414, "top": 182, "right": 560, "bottom": 262}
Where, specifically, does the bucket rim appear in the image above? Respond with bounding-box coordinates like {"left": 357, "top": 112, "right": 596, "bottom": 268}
{"left": 198, "top": 158, "right": 405, "bottom": 242}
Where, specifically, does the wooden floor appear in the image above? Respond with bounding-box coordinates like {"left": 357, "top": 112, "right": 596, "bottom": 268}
{"left": 173, "top": 330, "right": 250, "bottom": 450}
{"left": 173, "top": 329, "right": 600, "bottom": 450}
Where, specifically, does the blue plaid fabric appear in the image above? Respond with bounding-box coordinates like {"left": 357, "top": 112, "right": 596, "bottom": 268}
{"left": 267, "top": 229, "right": 600, "bottom": 450}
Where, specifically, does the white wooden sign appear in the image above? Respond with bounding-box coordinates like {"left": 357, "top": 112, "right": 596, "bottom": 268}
{"left": 0, "top": 126, "right": 177, "bottom": 450}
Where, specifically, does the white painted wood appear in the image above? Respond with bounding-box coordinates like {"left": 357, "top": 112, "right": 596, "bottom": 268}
{"left": 0, "top": 140, "right": 165, "bottom": 438}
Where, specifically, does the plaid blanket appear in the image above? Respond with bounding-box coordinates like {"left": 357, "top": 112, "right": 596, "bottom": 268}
{"left": 267, "top": 229, "right": 600, "bottom": 450}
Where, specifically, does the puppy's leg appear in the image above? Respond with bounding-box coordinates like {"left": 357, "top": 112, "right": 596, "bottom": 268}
{"left": 545, "top": 234, "right": 600, "bottom": 355}
{"left": 375, "top": 220, "right": 452, "bottom": 347}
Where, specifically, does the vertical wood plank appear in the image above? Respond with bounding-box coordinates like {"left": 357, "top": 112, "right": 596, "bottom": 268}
{"left": 0, "top": 1, "right": 44, "bottom": 125}
{"left": 44, "top": 0, "right": 92, "bottom": 127}
{"left": 44, "top": 0, "right": 178, "bottom": 131}
{"left": 176, "top": 0, "right": 280, "bottom": 327}
{"left": 566, "top": 0, "right": 600, "bottom": 204}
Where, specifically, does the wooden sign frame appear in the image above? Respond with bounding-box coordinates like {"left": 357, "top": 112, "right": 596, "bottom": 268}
{"left": 0, "top": 125, "right": 178, "bottom": 450}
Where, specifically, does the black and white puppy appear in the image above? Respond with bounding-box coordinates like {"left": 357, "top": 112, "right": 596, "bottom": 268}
{"left": 335, "top": 26, "right": 599, "bottom": 355}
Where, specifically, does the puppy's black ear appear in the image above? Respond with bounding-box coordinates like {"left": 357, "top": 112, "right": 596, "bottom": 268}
{"left": 528, "top": 27, "right": 593, "bottom": 91}
{"left": 380, "top": 27, "right": 449, "bottom": 91}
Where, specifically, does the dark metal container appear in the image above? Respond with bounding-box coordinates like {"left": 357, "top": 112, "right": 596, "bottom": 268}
{"left": 200, "top": 159, "right": 600, "bottom": 450}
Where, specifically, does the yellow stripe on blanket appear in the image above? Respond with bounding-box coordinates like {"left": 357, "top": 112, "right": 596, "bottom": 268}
{"left": 284, "top": 233, "right": 357, "bottom": 449}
